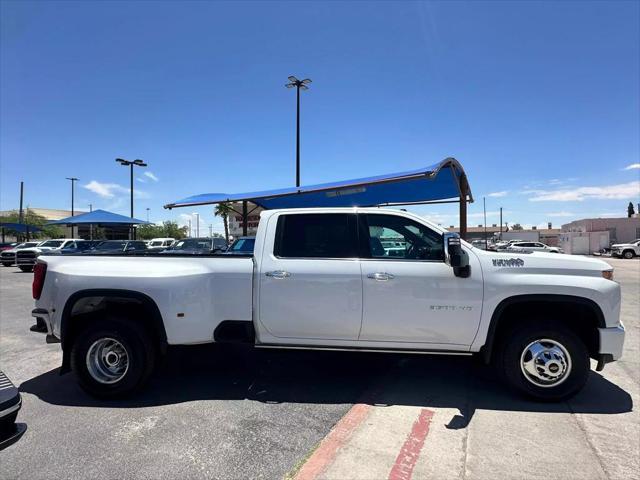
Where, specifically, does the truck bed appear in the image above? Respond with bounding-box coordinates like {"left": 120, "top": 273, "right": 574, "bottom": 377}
{"left": 37, "top": 255, "right": 255, "bottom": 344}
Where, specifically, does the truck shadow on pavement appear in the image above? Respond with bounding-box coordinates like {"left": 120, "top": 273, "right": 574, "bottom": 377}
{"left": 21, "top": 344, "right": 632, "bottom": 428}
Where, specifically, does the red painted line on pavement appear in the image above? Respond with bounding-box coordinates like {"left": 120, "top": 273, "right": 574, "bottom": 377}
{"left": 294, "top": 403, "right": 372, "bottom": 480}
{"left": 388, "top": 408, "right": 434, "bottom": 480}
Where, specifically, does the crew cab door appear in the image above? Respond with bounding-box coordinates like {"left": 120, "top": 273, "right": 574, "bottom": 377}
{"left": 358, "top": 213, "right": 483, "bottom": 346}
{"left": 257, "top": 212, "right": 362, "bottom": 340}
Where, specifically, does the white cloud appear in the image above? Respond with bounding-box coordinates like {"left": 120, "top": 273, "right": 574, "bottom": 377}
{"left": 83, "top": 180, "right": 149, "bottom": 199}
{"left": 487, "top": 191, "right": 508, "bottom": 198}
{"left": 528, "top": 181, "right": 640, "bottom": 202}
{"left": 137, "top": 177, "right": 147, "bottom": 183}
{"left": 83, "top": 181, "right": 121, "bottom": 198}
{"left": 546, "top": 211, "right": 574, "bottom": 217}
{"left": 623, "top": 163, "right": 640, "bottom": 170}
{"left": 144, "top": 171, "right": 159, "bottom": 182}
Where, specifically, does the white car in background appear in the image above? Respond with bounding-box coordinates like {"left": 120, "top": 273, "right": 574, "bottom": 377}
{"left": 611, "top": 239, "right": 640, "bottom": 259}
{"left": 507, "top": 241, "right": 562, "bottom": 253}
{"left": 147, "top": 238, "right": 175, "bottom": 250}
{"left": 16, "top": 239, "right": 82, "bottom": 272}
{"left": 0, "top": 242, "right": 40, "bottom": 267}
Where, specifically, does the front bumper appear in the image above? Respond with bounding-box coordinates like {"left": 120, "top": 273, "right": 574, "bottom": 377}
{"left": 598, "top": 323, "right": 625, "bottom": 362}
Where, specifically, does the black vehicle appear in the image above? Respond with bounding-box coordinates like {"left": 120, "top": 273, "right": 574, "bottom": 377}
{"left": 161, "top": 237, "right": 227, "bottom": 255}
{"left": 87, "top": 240, "right": 148, "bottom": 254}
{"left": 41, "top": 240, "right": 102, "bottom": 256}
{"left": 224, "top": 236, "right": 256, "bottom": 255}
{"left": 0, "top": 370, "right": 25, "bottom": 450}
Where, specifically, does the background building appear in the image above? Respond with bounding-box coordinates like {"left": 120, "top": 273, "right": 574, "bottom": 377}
{"left": 560, "top": 217, "right": 640, "bottom": 254}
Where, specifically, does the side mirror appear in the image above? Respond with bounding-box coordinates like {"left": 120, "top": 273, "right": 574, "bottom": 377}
{"left": 443, "top": 233, "right": 471, "bottom": 277}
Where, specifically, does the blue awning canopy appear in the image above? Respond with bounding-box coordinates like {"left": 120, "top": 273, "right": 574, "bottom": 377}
{"left": 164, "top": 157, "right": 471, "bottom": 210}
{"left": 0, "top": 223, "right": 43, "bottom": 233}
{"left": 46, "top": 209, "right": 150, "bottom": 225}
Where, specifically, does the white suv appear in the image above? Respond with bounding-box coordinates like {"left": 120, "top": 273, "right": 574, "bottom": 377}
{"left": 507, "top": 241, "right": 562, "bottom": 253}
{"left": 611, "top": 239, "right": 640, "bottom": 259}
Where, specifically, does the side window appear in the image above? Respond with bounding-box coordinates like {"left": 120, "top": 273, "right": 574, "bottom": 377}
{"left": 275, "top": 213, "right": 358, "bottom": 259}
{"left": 363, "top": 214, "right": 444, "bottom": 261}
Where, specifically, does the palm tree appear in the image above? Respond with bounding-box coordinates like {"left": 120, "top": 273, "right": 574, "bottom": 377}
{"left": 214, "top": 202, "right": 232, "bottom": 244}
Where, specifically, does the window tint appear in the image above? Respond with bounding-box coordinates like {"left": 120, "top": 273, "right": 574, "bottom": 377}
{"left": 363, "top": 214, "right": 444, "bottom": 261}
{"left": 275, "top": 214, "right": 357, "bottom": 258}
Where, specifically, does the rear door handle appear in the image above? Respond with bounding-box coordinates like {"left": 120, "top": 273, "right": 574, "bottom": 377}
{"left": 265, "top": 270, "right": 291, "bottom": 279}
{"left": 367, "top": 272, "right": 394, "bottom": 281}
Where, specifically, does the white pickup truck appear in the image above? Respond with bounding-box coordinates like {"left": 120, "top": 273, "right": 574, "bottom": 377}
{"left": 31, "top": 208, "right": 625, "bottom": 400}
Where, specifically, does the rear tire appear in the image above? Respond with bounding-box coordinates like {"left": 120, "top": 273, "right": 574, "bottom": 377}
{"left": 18, "top": 266, "right": 33, "bottom": 272}
{"left": 70, "top": 318, "right": 155, "bottom": 398}
{"left": 623, "top": 250, "right": 635, "bottom": 259}
{"left": 498, "top": 321, "right": 589, "bottom": 401}
{"left": 1, "top": 262, "right": 12, "bottom": 267}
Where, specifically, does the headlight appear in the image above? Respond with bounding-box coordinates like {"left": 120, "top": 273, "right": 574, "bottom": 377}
{"left": 602, "top": 270, "right": 614, "bottom": 281}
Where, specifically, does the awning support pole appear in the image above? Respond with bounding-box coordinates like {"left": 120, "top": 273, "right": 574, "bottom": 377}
{"left": 242, "top": 201, "right": 248, "bottom": 236}
{"left": 459, "top": 173, "right": 468, "bottom": 240}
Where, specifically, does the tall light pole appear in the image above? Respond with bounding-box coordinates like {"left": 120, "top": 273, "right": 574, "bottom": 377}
{"left": 285, "top": 75, "right": 312, "bottom": 187}
{"left": 66, "top": 177, "right": 78, "bottom": 238}
{"left": 116, "top": 158, "right": 147, "bottom": 239}
{"left": 146, "top": 207, "right": 150, "bottom": 222}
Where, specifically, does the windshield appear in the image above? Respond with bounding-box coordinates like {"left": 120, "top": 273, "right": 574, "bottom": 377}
{"left": 171, "top": 239, "right": 211, "bottom": 250}
{"left": 40, "top": 240, "right": 63, "bottom": 248}
{"left": 94, "top": 241, "right": 126, "bottom": 251}
{"left": 149, "top": 241, "right": 163, "bottom": 246}
{"left": 229, "top": 238, "right": 255, "bottom": 252}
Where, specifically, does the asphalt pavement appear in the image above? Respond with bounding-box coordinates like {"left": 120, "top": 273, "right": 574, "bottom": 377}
{"left": 0, "top": 258, "right": 638, "bottom": 479}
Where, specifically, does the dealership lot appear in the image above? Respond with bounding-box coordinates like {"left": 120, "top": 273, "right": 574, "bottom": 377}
{"left": 1, "top": 258, "right": 638, "bottom": 479}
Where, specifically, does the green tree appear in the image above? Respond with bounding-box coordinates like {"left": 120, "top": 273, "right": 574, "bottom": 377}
{"left": 136, "top": 221, "right": 187, "bottom": 240}
{"left": 0, "top": 208, "right": 64, "bottom": 239}
{"left": 511, "top": 223, "right": 523, "bottom": 231}
{"left": 214, "top": 203, "right": 232, "bottom": 243}
{"left": 628, "top": 202, "right": 635, "bottom": 218}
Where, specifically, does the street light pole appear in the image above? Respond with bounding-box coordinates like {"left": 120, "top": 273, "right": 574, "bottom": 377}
{"left": 116, "top": 158, "right": 147, "bottom": 239}
{"left": 146, "top": 208, "right": 150, "bottom": 222}
{"left": 285, "top": 76, "right": 312, "bottom": 187}
{"left": 66, "top": 177, "right": 78, "bottom": 238}
{"left": 194, "top": 213, "right": 200, "bottom": 237}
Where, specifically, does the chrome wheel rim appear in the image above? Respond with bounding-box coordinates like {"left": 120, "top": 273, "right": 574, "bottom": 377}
{"left": 86, "top": 338, "right": 129, "bottom": 384}
{"left": 520, "top": 338, "right": 572, "bottom": 388}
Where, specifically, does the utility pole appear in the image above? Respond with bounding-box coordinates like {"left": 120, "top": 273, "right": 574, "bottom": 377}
{"left": 483, "top": 197, "right": 488, "bottom": 250}
{"left": 66, "top": 177, "right": 78, "bottom": 238}
{"left": 18, "top": 181, "right": 24, "bottom": 241}
{"left": 209, "top": 224, "right": 213, "bottom": 238}
{"left": 285, "top": 76, "right": 312, "bottom": 187}
{"left": 499, "top": 207, "right": 503, "bottom": 240}
{"left": 194, "top": 213, "right": 200, "bottom": 237}
{"left": 188, "top": 219, "right": 192, "bottom": 238}
{"left": 116, "top": 158, "right": 147, "bottom": 239}
{"left": 89, "top": 204, "right": 93, "bottom": 240}
{"left": 146, "top": 208, "right": 150, "bottom": 222}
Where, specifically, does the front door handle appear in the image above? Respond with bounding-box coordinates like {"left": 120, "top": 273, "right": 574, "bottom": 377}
{"left": 367, "top": 272, "right": 394, "bottom": 281}
{"left": 265, "top": 270, "right": 291, "bottom": 279}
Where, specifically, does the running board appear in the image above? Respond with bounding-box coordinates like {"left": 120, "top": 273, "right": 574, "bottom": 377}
{"left": 255, "top": 344, "right": 473, "bottom": 356}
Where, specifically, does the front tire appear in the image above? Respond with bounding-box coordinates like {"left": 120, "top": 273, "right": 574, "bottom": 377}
{"left": 18, "top": 266, "right": 33, "bottom": 272}
{"left": 71, "top": 319, "right": 155, "bottom": 398}
{"left": 499, "top": 322, "right": 589, "bottom": 401}
{"left": 1, "top": 262, "right": 12, "bottom": 267}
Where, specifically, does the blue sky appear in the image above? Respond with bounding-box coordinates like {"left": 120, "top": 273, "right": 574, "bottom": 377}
{"left": 1, "top": 0, "right": 639, "bottom": 234}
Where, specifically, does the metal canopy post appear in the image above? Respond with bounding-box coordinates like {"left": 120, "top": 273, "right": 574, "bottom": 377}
{"left": 242, "top": 201, "right": 248, "bottom": 236}
{"left": 459, "top": 172, "right": 469, "bottom": 240}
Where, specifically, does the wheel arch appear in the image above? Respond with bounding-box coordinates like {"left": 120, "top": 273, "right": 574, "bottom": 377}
{"left": 480, "top": 294, "right": 605, "bottom": 364}
{"left": 60, "top": 289, "right": 168, "bottom": 373}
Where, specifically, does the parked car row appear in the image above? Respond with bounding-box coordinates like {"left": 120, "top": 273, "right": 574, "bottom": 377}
{"left": 1, "top": 236, "right": 258, "bottom": 271}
